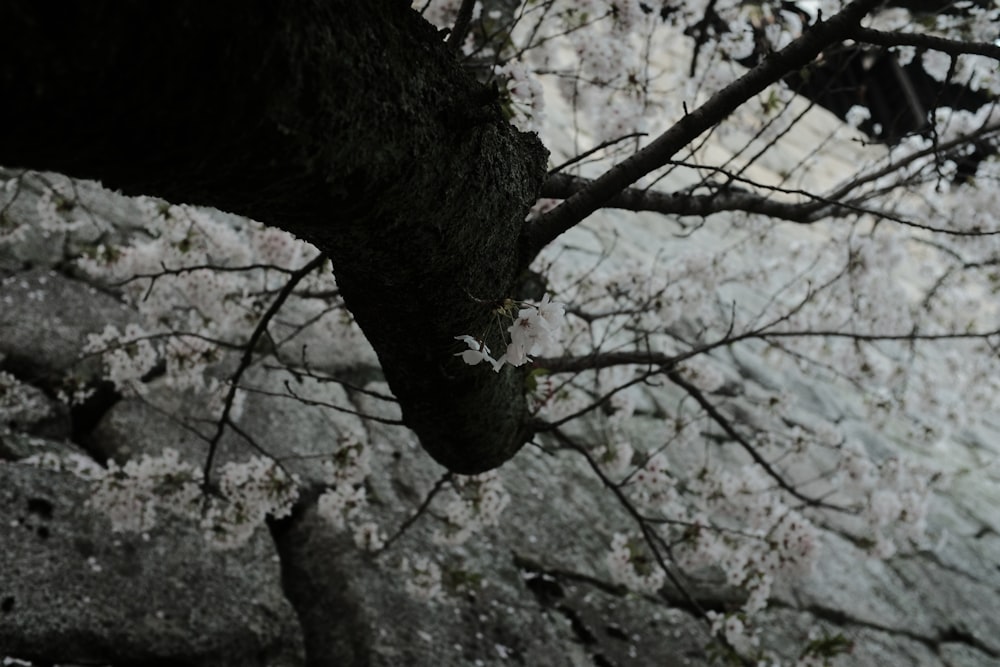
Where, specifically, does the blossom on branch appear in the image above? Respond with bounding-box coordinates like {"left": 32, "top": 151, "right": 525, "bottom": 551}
{"left": 455, "top": 296, "right": 567, "bottom": 372}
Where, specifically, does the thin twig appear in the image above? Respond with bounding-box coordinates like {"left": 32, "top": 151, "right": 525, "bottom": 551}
{"left": 376, "top": 472, "right": 453, "bottom": 554}
{"left": 202, "top": 254, "right": 327, "bottom": 486}
{"left": 445, "top": 0, "right": 477, "bottom": 51}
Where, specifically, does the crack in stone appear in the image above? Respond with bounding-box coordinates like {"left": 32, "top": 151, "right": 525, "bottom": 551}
{"left": 799, "top": 603, "right": 1000, "bottom": 659}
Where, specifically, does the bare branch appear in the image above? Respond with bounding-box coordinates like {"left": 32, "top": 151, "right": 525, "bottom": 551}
{"left": 445, "top": 0, "right": 477, "bottom": 51}
{"left": 821, "top": 122, "right": 1000, "bottom": 204}
{"left": 202, "top": 254, "right": 327, "bottom": 485}
{"left": 110, "top": 262, "right": 296, "bottom": 288}
{"left": 532, "top": 366, "right": 661, "bottom": 432}
{"left": 548, "top": 133, "right": 648, "bottom": 175}
{"left": 375, "top": 471, "right": 453, "bottom": 554}
{"left": 232, "top": 382, "right": 406, "bottom": 426}
{"left": 520, "top": 0, "right": 881, "bottom": 264}
{"left": 539, "top": 118, "right": 1000, "bottom": 236}
{"left": 851, "top": 26, "right": 1000, "bottom": 61}
{"left": 663, "top": 367, "right": 848, "bottom": 512}
{"left": 548, "top": 429, "right": 715, "bottom": 622}
{"left": 536, "top": 325, "right": 1000, "bottom": 374}
{"left": 540, "top": 171, "right": 833, "bottom": 222}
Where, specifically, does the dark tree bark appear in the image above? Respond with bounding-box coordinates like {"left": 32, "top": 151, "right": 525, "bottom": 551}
{"left": 0, "top": 1, "right": 548, "bottom": 473}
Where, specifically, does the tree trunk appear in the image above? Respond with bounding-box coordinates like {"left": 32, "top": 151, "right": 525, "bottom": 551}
{"left": 0, "top": 0, "right": 548, "bottom": 473}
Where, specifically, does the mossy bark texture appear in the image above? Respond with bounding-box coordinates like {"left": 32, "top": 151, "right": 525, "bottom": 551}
{"left": 0, "top": 1, "right": 548, "bottom": 473}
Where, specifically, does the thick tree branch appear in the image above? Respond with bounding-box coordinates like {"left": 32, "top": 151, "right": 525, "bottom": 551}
{"left": 541, "top": 169, "right": 1000, "bottom": 236}
{"left": 0, "top": 1, "right": 548, "bottom": 473}
{"left": 541, "top": 172, "right": 838, "bottom": 222}
{"left": 536, "top": 325, "right": 1000, "bottom": 375}
{"left": 446, "top": 0, "right": 478, "bottom": 51}
{"left": 541, "top": 115, "right": 1000, "bottom": 234}
{"left": 521, "top": 0, "right": 881, "bottom": 263}
{"left": 850, "top": 26, "right": 1000, "bottom": 60}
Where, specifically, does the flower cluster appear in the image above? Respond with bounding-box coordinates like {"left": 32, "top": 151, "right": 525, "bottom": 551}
{"left": 835, "top": 443, "right": 932, "bottom": 559}
{"left": 706, "top": 611, "right": 760, "bottom": 657}
{"left": 0, "top": 370, "right": 51, "bottom": 425}
{"left": 71, "top": 197, "right": 349, "bottom": 419}
{"left": 602, "top": 437, "right": 822, "bottom": 619}
{"left": 317, "top": 484, "right": 368, "bottom": 530}
{"left": 606, "top": 532, "right": 665, "bottom": 594}
{"left": 32, "top": 448, "right": 300, "bottom": 550}
{"left": 22, "top": 450, "right": 104, "bottom": 479}
{"left": 402, "top": 555, "right": 444, "bottom": 602}
{"left": 87, "top": 449, "right": 202, "bottom": 534}
{"left": 433, "top": 470, "right": 510, "bottom": 546}
{"left": 315, "top": 434, "right": 386, "bottom": 551}
{"left": 83, "top": 324, "right": 159, "bottom": 397}
{"left": 494, "top": 60, "right": 545, "bottom": 133}
{"left": 455, "top": 295, "right": 565, "bottom": 372}
{"left": 845, "top": 104, "right": 871, "bottom": 129}
{"left": 678, "top": 467, "right": 819, "bottom": 614}
{"left": 201, "top": 456, "right": 300, "bottom": 549}
{"left": 3, "top": 175, "right": 388, "bottom": 556}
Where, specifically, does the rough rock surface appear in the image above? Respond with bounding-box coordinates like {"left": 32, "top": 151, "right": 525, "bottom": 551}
{"left": 0, "top": 460, "right": 303, "bottom": 667}
{"left": 0, "top": 268, "right": 133, "bottom": 379}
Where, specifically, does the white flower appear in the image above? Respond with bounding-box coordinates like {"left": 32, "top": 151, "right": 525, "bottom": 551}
{"left": 317, "top": 485, "right": 368, "bottom": 530}
{"left": 506, "top": 308, "right": 550, "bottom": 364}
{"left": 454, "top": 335, "right": 497, "bottom": 367}
{"left": 352, "top": 521, "right": 386, "bottom": 551}
{"left": 678, "top": 358, "right": 724, "bottom": 392}
{"left": 402, "top": 556, "right": 444, "bottom": 602}
{"left": 494, "top": 59, "right": 545, "bottom": 132}
{"left": 606, "top": 532, "right": 665, "bottom": 593}
{"left": 599, "top": 441, "right": 634, "bottom": 479}
{"left": 845, "top": 104, "right": 871, "bottom": 129}
{"left": 534, "top": 295, "right": 565, "bottom": 354}
{"left": 455, "top": 297, "right": 565, "bottom": 372}
{"left": 432, "top": 471, "right": 510, "bottom": 546}
{"left": 509, "top": 307, "right": 542, "bottom": 344}
{"left": 536, "top": 294, "right": 565, "bottom": 331}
